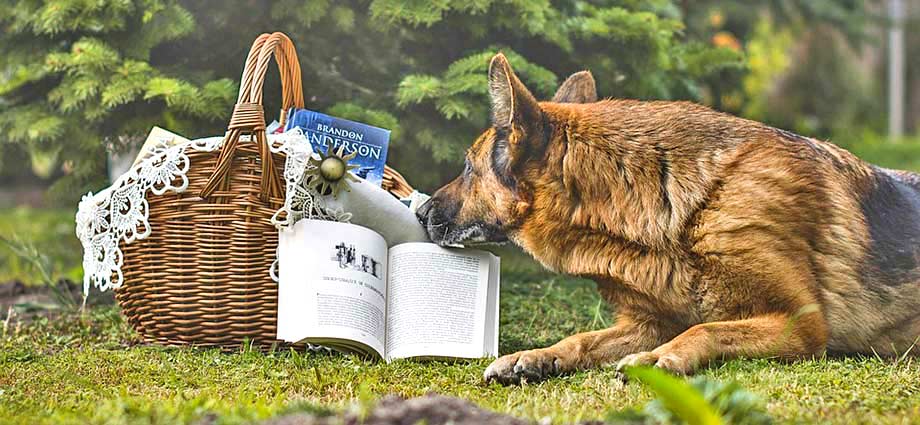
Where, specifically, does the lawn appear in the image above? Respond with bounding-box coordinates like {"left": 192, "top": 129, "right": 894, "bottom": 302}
{"left": 2, "top": 209, "right": 920, "bottom": 424}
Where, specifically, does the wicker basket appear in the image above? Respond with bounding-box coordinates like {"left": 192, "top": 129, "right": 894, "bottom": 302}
{"left": 115, "top": 32, "right": 412, "bottom": 349}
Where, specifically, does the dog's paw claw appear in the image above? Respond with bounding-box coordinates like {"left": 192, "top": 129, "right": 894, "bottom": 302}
{"left": 654, "top": 353, "right": 694, "bottom": 375}
{"left": 616, "top": 351, "right": 659, "bottom": 372}
{"left": 615, "top": 351, "right": 695, "bottom": 377}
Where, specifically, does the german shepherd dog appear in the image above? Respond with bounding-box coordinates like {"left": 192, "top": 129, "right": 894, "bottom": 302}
{"left": 415, "top": 54, "right": 920, "bottom": 384}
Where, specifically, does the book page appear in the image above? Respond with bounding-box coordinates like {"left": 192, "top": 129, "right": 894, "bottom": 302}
{"left": 276, "top": 219, "right": 388, "bottom": 358}
{"left": 483, "top": 254, "right": 500, "bottom": 357}
{"left": 384, "top": 243, "right": 497, "bottom": 361}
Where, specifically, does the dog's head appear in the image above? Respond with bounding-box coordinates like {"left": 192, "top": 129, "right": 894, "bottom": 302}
{"left": 417, "top": 54, "right": 596, "bottom": 246}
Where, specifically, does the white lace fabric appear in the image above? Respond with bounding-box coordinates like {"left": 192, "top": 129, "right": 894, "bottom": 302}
{"left": 76, "top": 128, "right": 346, "bottom": 296}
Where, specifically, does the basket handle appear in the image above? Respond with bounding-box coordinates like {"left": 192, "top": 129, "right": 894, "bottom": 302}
{"left": 199, "top": 32, "right": 305, "bottom": 202}
{"left": 382, "top": 166, "right": 413, "bottom": 198}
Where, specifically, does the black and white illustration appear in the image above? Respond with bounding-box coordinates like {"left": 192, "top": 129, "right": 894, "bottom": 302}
{"left": 331, "top": 242, "right": 381, "bottom": 279}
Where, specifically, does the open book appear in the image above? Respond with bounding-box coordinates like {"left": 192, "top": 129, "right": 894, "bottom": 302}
{"left": 277, "top": 219, "right": 500, "bottom": 362}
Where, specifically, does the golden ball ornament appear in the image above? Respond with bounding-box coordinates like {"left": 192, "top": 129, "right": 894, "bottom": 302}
{"left": 319, "top": 157, "right": 346, "bottom": 181}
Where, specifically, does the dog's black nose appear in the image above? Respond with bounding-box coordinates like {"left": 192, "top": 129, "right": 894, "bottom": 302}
{"left": 415, "top": 198, "right": 434, "bottom": 226}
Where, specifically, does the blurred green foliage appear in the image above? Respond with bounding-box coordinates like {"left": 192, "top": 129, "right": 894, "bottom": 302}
{"left": 0, "top": 0, "right": 908, "bottom": 202}
{"left": 0, "top": 0, "right": 237, "bottom": 201}
{"left": 253, "top": 0, "right": 745, "bottom": 189}
{"left": 613, "top": 366, "right": 773, "bottom": 425}
{"left": 837, "top": 133, "right": 920, "bottom": 173}
{"left": 682, "top": 0, "right": 877, "bottom": 139}
{"left": 2, "top": 0, "right": 746, "bottom": 200}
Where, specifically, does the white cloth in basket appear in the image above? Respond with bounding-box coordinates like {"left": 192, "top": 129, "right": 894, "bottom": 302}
{"left": 324, "top": 179, "right": 428, "bottom": 247}
{"left": 76, "top": 127, "right": 429, "bottom": 296}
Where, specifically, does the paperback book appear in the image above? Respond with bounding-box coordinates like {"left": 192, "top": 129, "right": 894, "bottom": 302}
{"left": 284, "top": 109, "right": 390, "bottom": 186}
{"left": 276, "top": 219, "right": 500, "bottom": 362}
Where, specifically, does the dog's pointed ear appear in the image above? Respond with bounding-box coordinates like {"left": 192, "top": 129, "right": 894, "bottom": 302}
{"left": 552, "top": 71, "right": 597, "bottom": 103}
{"left": 488, "top": 53, "right": 541, "bottom": 133}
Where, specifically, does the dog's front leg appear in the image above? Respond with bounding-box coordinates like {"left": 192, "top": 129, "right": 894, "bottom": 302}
{"left": 484, "top": 317, "right": 662, "bottom": 384}
{"left": 616, "top": 312, "right": 828, "bottom": 375}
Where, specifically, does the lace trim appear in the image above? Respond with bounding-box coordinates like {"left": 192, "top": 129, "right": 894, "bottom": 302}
{"left": 76, "top": 128, "right": 346, "bottom": 295}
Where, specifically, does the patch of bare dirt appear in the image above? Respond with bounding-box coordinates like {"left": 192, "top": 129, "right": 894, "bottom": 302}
{"left": 254, "top": 394, "right": 605, "bottom": 425}
{"left": 0, "top": 279, "right": 113, "bottom": 322}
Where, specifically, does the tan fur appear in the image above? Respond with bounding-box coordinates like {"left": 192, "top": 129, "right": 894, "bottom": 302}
{"left": 416, "top": 54, "right": 920, "bottom": 384}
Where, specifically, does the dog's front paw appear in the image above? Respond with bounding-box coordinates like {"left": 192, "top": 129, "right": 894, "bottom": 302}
{"left": 483, "top": 348, "right": 567, "bottom": 385}
{"left": 616, "top": 351, "right": 695, "bottom": 377}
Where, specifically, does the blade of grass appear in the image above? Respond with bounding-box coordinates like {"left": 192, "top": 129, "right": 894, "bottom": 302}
{"left": 625, "top": 366, "right": 722, "bottom": 425}
{"left": 0, "top": 233, "right": 78, "bottom": 309}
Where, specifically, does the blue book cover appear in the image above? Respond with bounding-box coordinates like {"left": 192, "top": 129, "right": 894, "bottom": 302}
{"left": 284, "top": 108, "right": 390, "bottom": 186}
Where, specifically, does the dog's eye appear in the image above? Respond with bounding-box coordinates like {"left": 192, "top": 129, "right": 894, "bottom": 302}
{"left": 463, "top": 159, "right": 473, "bottom": 176}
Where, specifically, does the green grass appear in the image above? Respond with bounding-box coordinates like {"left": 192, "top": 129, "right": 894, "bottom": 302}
{"left": 835, "top": 133, "right": 920, "bottom": 173}
{"left": 2, "top": 208, "right": 920, "bottom": 424}
{"left": 2, "top": 276, "right": 920, "bottom": 424}
{"left": 0, "top": 206, "right": 83, "bottom": 284}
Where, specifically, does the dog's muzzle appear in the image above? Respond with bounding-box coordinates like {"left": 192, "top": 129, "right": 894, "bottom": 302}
{"left": 416, "top": 198, "right": 508, "bottom": 246}
{"left": 415, "top": 198, "right": 449, "bottom": 244}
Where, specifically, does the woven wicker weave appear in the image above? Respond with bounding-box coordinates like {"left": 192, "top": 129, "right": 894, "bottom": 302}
{"left": 116, "top": 32, "right": 413, "bottom": 349}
